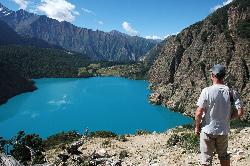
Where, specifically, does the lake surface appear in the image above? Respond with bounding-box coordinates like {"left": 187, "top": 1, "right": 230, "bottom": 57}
{"left": 0, "top": 77, "right": 192, "bottom": 138}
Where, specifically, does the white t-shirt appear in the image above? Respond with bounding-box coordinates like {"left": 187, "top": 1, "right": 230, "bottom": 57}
{"left": 196, "top": 84, "right": 242, "bottom": 135}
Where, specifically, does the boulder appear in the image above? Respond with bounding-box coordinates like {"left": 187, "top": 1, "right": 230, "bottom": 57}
{"left": 149, "top": 93, "right": 162, "bottom": 105}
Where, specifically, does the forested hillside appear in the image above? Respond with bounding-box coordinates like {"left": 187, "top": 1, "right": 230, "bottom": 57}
{"left": 0, "top": 64, "right": 36, "bottom": 104}
{"left": 0, "top": 46, "right": 92, "bottom": 78}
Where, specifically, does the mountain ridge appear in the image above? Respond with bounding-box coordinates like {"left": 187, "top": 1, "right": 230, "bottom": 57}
{"left": 0, "top": 3, "right": 157, "bottom": 62}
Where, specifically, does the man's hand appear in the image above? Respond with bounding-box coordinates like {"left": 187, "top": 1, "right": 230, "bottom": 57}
{"left": 195, "top": 107, "right": 204, "bottom": 136}
{"left": 231, "top": 108, "right": 244, "bottom": 120}
{"left": 195, "top": 126, "right": 201, "bottom": 136}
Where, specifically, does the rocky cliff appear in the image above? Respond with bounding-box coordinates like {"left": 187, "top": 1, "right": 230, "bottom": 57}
{"left": 0, "top": 3, "right": 157, "bottom": 62}
{"left": 148, "top": 0, "right": 250, "bottom": 122}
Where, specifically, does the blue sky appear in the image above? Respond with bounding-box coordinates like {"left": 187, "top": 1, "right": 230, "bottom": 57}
{"left": 1, "top": 0, "right": 233, "bottom": 39}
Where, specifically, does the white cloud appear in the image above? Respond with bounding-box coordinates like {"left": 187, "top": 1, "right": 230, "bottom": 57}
{"left": 164, "top": 32, "right": 179, "bottom": 39}
{"left": 98, "top": 21, "right": 104, "bottom": 25}
{"left": 82, "top": 8, "right": 96, "bottom": 16}
{"left": 145, "top": 35, "right": 162, "bottom": 40}
{"left": 73, "top": 11, "right": 80, "bottom": 16}
{"left": 13, "top": 0, "right": 29, "bottom": 9}
{"left": 210, "top": 0, "right": 233, "bottom": 12}
{"left": 122, "top": 21, "right": 139, "bottom": 36}
{"left": 37, "top": 0, "right": 78, "bottom": 22}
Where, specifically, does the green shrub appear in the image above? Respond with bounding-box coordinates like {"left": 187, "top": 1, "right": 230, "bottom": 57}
{"left": 10, "top": 131, "right": 45, "bottom": 165}
{"left": 0, "top": 137, "right": 7, "bottom": 153}
{"left": 119, "top": 150, "right": 129, "bottom": 159}
{"left": 89, "top": 131, "right": 117, "bottom": 138}
{"left": 135, "top": 129, "right": 152, "bottom": 135}
{"left": 210, "top": 6, "right": 229, "bottom": 31}
{"left": 101, "top": 140, "right": 111, "bottom": 148}
{"left": 117, "top": 135, "right": 128, "bottom": 142}
{"left": 236, "top": 19, "right": 250, "bottom": 40}
{"left": 231, "top": 119, "right": 250, "bottom": 129}
{"left": 43, "top": 131, "right": 81, "bottom": 150}
{"left": 167, "top": 132, "right": 199, "bottom": 153}
{"left": 201, "top": 31, "right": 210, "bottom": 42}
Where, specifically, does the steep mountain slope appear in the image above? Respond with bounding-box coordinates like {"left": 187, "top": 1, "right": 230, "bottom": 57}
{"left": 0, "top": 3, "right": 157, "bottom": 62}
{"left": 149, "top": 0, "right": 250, "bottom": 122}
{"left": 0, "top": 19, "right": 22, "bottom": 44}
{"left": 0, "top": 19, "right": 61, "bottom": 48}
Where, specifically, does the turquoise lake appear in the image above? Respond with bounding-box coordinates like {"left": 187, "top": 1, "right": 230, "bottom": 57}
{"left": 0, "top": 77, "right": 192, "bottom": 138}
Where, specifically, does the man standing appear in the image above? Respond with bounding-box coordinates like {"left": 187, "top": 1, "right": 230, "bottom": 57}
{"left": 195, "top": 64, "right": 244, "bottom": 166}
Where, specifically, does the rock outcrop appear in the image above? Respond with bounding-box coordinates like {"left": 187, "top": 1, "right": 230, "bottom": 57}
{"left": 148, "top": 0, "right": 250, "bottom": 121}
{"left": 0, "top": 153, "right": 22, "bottom": 166}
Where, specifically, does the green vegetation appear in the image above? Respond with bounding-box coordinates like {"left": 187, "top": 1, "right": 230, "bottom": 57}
{"left": 89, "top": 131, "right": 117, "bottom": 138}
{"left": 235, "top": 0, "right": 250, "bottom": 11}
{"left": 231, "top": 119, "right": 250, "bottom": 129}
{"left": 210, "top": 5, "right": 229, "bottom": 32}
{"left": 201, "top": 30, "right": 211, "bottom": 42}
{"left": 10, "top": 131, "right": 45, "bottom": 165}
{"left": 78, "top": 63, "right": 102, "bottom": 77}
{"left": 0, "top": 137, "right": 7, "bottom": 153}
{"left": 0, "top": 45, "right": 146, "bottom": 79}
{"left": 97, "top": 62, "right": 150, "bottom": 80}
{"left": 117, "top": 135, "right": 129, "bottom": 142}
{"left": 135, "top": 129, "right": 152, "bottom": 135}
{"left": 166, "top": 126, "right": 199, "bottom": 153}
{"left": 0, "top": 45, "right": 92, "bottom": 78}
{"left": 43, "top": 131, "right": 81, "bottom": 150}
{"left": 101, "top": 140, "right": 112, "bottom": 148}
{"left": 119, "top": 150, "right": 129, "bottom": 159}
{"left": 236, "top": 19, "right": 250, "bottom": 40}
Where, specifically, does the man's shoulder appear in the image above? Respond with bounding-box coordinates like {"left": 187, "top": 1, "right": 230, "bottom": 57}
{"left": 207, "top": 84, "right": 229, "bottom": 90}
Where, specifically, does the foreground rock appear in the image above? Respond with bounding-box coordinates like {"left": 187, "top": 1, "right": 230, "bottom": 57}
{"left": 45, "top": 127, "right": 250, "bottom": 166}
{"left": 0, "top": 153, "right": 22, "bottom": 166}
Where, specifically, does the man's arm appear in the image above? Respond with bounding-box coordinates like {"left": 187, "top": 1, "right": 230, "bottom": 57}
{"left": 195, "top": 107, "right": 204, "bottom": 135}
{"left": 231, "top": 108, "right": 244, "bottom": 120}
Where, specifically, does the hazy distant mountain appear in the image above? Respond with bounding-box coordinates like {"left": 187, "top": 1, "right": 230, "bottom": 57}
{"left": 0, "top": 3, "right": 157, "bottom": 62}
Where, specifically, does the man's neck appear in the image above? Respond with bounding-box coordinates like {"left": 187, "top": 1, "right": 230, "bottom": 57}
{"left": 213, "top": 80, "right": 224, "bottom": 85}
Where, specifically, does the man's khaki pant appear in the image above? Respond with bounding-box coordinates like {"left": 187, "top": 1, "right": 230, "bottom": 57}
{"left": 200, "top": 131, "right": 230, "bottom": 165}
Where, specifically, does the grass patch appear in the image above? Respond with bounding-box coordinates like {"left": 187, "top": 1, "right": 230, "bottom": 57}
{"left": 167, "top": 132, "right": 199, "bottom": 153}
